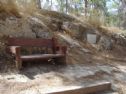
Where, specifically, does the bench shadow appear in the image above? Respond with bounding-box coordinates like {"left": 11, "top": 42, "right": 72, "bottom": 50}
{"left": 19, "top": 61, "right": 67, "bottom": 80}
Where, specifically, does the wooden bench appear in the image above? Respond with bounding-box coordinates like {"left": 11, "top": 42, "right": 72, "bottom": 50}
{"left": 7, "top": 37, "right": 67, "bottom": 69}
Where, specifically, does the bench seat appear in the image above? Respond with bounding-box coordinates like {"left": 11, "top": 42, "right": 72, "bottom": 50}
{"left": 21, "top": 54, "right": 65, "bottom": 61}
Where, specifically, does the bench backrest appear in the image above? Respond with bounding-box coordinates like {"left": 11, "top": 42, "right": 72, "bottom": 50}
{"left": 7, "top": 38, "right": 56, "bottom": 48}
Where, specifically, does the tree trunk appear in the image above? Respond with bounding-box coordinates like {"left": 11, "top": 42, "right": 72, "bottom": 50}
{"left": 119, "top": 0, "right": 126, "bottom": 28}
{"left": 37, "top": 0, "right": 41, "bottom": 9}
{"left": 84, "top": 0, "right": 88, "bottom": 17}
{"left": 66, "top": 0, "right": 68, "bottom": 13}
{"left": 51, "top": 0, "right": 53, "bottom": 9}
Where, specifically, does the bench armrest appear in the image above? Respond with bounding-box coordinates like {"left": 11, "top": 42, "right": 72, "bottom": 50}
{"left": 8, "top": 46, "right": 21, "bottom": 56}
{"left": 9, "top": 46, "right": 21, "bottom": 61}
{"left": 7, "top": 46, "right": 22, "bottom": 69}
{"left": 55, "top": 45, "right": 67, "bottom": 54}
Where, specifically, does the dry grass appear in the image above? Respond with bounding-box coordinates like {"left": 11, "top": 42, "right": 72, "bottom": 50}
{"left": 97, "top": 26, "right": 123, "bottom": 38}
{"left": 77, "top": 9, "right": 105, "bottom": 28}
{"left": 0, "top": 0, "right": 39, "bottom": 19}
{"left": 15, "top": 0, "right": 39, "bottom": 15}
{"left": 40, "top": 9, "right": 76, "bottom": 22}
{"left": 100, "top": 26, "right": 122, "bottom": 33}
{"left": 0, "top": 0, "right": 20, "bottom": 19}
{"left": 86, "top": 16, "right": 103, "bottom": 28}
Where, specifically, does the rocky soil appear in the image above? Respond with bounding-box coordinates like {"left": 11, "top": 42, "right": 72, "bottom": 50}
{"left": 0, "top": 46, "right": 126, "bottom": 94}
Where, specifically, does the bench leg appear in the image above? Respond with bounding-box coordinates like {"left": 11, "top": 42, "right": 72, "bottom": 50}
{"left": 15, "top": 60, "right": 22, "bottom": 70}
{"left": 55, "top": 57, "right": 66, "bottom": 65}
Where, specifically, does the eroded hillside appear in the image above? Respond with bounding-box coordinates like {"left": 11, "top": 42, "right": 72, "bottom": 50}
{"left": 0, "top": 0, "right": 126, "bottom": 94}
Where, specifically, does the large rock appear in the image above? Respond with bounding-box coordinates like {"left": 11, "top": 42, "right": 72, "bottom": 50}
{"left": 0, "top": 17, "right": 36, "bottom": 38}
{"left": 29, "top": 18, "right": 52, "bottom": 38}
{"left": 114, "top": 33, "right": 126, "bottom": 46}
{"left": 0, "top": 16, "right": 53, "bottom": 38}
{"left": 98, "top": 36, "right": 114, "bottom": 50}
{"left": 62, "top": 21, "right": 97, "bottom": 40}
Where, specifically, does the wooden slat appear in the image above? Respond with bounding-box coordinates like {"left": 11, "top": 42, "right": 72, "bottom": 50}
{"left": 21, "top": 54, "right": 65, "bottom": 61}
{"left": 49, "top": 82, "right": 111, "bottom": 94}
{"left": 7, "top": 38, "right": 53, "bottom": 47}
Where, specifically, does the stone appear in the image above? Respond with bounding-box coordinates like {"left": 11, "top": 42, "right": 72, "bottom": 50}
{"left": 62, "top": 22, "right": 69, "bottom": 29}
{"left": 98, "top": 36, "right": 113, "bottom": 50}
{"left": 87, "top": 33, "right": 97, "bottom": 44}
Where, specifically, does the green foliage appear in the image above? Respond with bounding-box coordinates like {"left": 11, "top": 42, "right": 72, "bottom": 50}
{"left": 0, "top": 0, "right": 120, "bottom": 28}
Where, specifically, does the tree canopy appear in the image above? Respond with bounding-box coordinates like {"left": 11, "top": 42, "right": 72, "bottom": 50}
{"left": 40, "top": 0, "right": 126, "bottom": 29}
